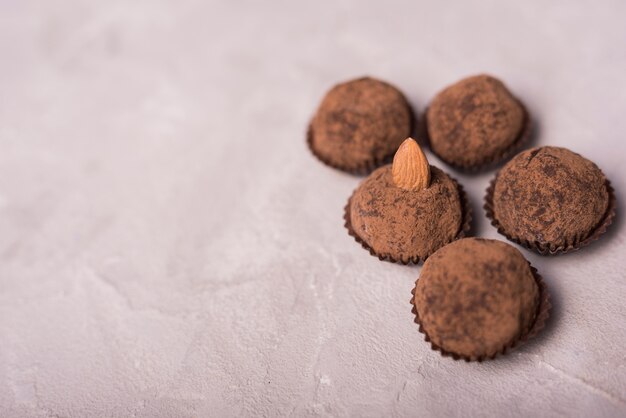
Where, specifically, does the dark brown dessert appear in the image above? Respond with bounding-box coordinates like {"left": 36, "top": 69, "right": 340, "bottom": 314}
{"left": 425, "top": 74, "right": 530, "bottom": 169}
{"left": 308, "top": 77, "right": 414, "bottom": 173}
{"left": 412, "top": 238, "right": 548, "bottom": 361}
{"left": 486, "top": 146, "right": 615, "bottom": 254}
{"left": 345, "top": 138, "right": 471, "bottom": 264}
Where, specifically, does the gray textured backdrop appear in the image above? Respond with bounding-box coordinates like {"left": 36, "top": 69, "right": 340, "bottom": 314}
{"left": 1, "top": 0, "right": 625, "bottom": 417}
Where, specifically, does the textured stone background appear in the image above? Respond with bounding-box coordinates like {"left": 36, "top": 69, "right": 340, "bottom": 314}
{"left": 1, "top": 0, "right": 625, "bottom": 417}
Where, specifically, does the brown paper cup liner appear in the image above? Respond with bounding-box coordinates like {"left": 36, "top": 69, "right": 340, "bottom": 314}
{"left": 343, "top": 174, "right": 472, "bottom": 264}
{"left": 484, "top": 175, "right": 617, "bottom": 255}
{"left": 307, "top": 102, "right": 418, "bottom": 175}
{"left": 410, "top": 264, "right": 551, "bottom": 362}
{"left": 418, "top": 100, "right": 532, "bottom": 172}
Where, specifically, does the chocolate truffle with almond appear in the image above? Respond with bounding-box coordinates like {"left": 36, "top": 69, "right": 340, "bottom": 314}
{"left": 412, "top": 238, "right": 549, "bottom": 361}
{"left": 424, "top": 74, "right": 530, "bottom": 170}
{"left": 344, "top": 138, "right": 471, "bottom": 264}
{"left": 485, "top": 146, "right": 616, "bottom": 254}
{"left": 308, "top": 77, "right": 414, "bottom": 173}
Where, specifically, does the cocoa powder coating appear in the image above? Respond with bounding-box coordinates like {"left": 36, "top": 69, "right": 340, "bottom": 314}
{"left": 414, "top": 238, "right": 539, "bottom": 359}
{"left": 309, "top": 77, "right": 413, "bottom": 172}
{"left": 426, "top": 74, "right": 526, "bottom": 168}
{"left": 492, "top": 146, "right": 609, "bottom": 248}
{"left": 349, "top": 165, "right": 462, "bottom": 262}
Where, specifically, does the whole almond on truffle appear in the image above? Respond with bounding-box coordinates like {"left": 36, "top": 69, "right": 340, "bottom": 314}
{"left": 392, "top": 138, "right": 431, "bottom": 191}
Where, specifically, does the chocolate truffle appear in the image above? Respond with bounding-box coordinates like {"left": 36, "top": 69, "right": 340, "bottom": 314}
{"left": 345, "top": 138, "right": 471, "bottom": 264}
{"left": 308, "top": 77, "right": 414, "bottom": 173}
{"left": 413, "top": 238, "right": 546, "bottom": 361}
{"left": 425, "top": 74, "right": 530, "bottom": 169}
{"left": 486, "top": 146, "right": 615, "bottom": 254}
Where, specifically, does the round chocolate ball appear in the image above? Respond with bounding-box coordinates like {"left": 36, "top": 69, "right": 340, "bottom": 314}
{"left": 414, "top": 238, "right": 540, "bottom": 360}
{"left": 489, "top": 146, "right": 611, "bottom": 252}
{"left": 308, "top": 77, "right": 414, "bottom": 173}
{"left": 347, "top": 165, "right": 466, "bottom": 263}
{"left": 425, "top": 74, "right": 528, "bottom": 169}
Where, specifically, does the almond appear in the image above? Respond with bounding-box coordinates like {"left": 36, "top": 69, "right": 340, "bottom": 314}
{"left": 392, "top": 138, "right": 431, "bottom": 191}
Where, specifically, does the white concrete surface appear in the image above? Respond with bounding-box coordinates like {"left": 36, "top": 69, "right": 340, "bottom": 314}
{"left": 1, "top": 0, "right": 625, "bottom": 417}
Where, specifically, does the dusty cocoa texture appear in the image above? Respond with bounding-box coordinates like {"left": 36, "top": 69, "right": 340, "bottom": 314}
{"left": 414, "top": 238, "right": 539, "bottom": 360}
{"left": 426, "top": 74, "right": 526, "bottom": 168}
{"left": 309, "top": 77, "right": 413, "bottom": 172}
{"left": 492, "top": 146, "right": 609, "bottom": 248}
{"left": 348, "top": 165, "right": 463, "bottom": 263}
